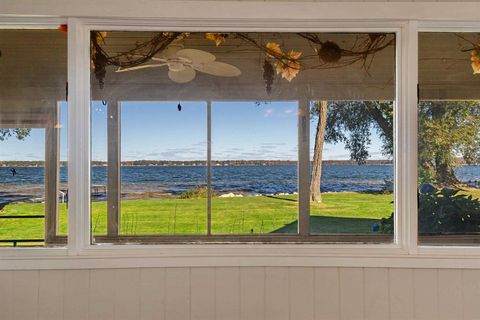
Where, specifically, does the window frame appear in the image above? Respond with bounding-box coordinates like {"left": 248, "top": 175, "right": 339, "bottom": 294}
{"left": 77, "top": 20, "right": 406, "bottom": 248}
{"left": 416, "top": 21, "right": 480, "bottom": 257}
{"left": 0, "top": 11, "right": 480, "bottom": 269}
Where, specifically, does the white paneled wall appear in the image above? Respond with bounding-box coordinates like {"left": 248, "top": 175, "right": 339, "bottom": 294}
{"left": 0, "top": 267, "right": 477, "bottom": 320}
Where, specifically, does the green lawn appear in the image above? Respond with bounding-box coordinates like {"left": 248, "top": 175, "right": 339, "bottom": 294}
{"left": 0, "top": 192, "right": 394, "bottom": 244}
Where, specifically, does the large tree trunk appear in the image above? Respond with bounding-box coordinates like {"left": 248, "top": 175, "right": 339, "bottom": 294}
{"left": 434, "top": 154, "right": 460, "bottom": 186}
{"left": 310, "top": 101, "right": 328, "bottom": 202}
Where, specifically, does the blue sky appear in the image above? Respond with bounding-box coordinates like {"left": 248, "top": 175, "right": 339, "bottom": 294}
{"left": 1, "top": 101, "right": 388, "bottom": 161}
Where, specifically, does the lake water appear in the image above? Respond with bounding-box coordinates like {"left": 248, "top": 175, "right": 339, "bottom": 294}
{"left": 0, "top": 165, "right": 479, "bottom": 202}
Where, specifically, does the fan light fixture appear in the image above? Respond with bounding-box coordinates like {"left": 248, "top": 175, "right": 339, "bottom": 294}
{"left": 116, "top": 44, "right": 241, "bottom": 83}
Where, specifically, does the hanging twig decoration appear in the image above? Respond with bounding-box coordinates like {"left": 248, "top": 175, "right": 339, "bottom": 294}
{"left": 454, "top": 33, "right": 480, "bottom": 74}
{"left": 296, "top": 32, "right": 394, "bottom": 71}
{"left": 263, "top": 59, "right": 275, "bottom": 94}
{"left": 90, "top": 31, "right": 184, "bottom": 88}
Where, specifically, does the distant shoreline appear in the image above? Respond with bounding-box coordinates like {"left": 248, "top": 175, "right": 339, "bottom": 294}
{"left": 0, "top": 159, "right": 395, "bottom": 167}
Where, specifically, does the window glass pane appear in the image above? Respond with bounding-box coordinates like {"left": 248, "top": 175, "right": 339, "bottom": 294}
{"left": 91, "top": 101, "right": 108, "bottom": 236}
{"left": 0, "top": 28, "right": 67, "bottom": 247}
{"left": 90, "top": 30, "right": 396, "bottom": 243}
{"left": 211, "top": 101, "right": 297, "bottom": 234}
{"left": 308, "top": 34, "right": 395, "bottom": 241}
{"left": 120, "top": 101, "right": 207, "bottom": 236}
{"left": 309, "top": 101, "right": 394, "bottom": 238}
{"left": 418, "top": 32, "right": 480, "bottom": 245}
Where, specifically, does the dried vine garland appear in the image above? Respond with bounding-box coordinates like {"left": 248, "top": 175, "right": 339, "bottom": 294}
{"left": 296, "top": 32, "right": 394, "bottom": 70}
{"left": 454, "top": 33, "right": 480, "bottom": 74}
{"left": 88, "top": 30, "right": 395, "bottom": 91}
{"left": 233, "top": 32, "right": 394, "bottom": 91}
{"left": 90, "top": 31, "right": 184, "bottom": 88}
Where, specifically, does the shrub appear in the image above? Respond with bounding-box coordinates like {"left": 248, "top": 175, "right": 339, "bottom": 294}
{"left": 179, "top": 187, "right": 209, "bottom": 199}
{"left": 381, "top": 187, "right": 480, "bottom": 234}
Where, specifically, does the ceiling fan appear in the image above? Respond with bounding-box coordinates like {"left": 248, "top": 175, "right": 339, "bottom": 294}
{"left": 116, "top": 44, "right": 242, "bottom": 83}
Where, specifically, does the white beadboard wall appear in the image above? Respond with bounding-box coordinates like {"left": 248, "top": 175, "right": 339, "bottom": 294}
{"left": 0, "top": 267, "right": 479, "bottom": 320}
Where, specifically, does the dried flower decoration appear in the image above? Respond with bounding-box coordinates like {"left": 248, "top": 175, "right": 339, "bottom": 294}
{"left": 265, "top": 42, "right": 282, "bottom": 58}
{"left": 205, "top": 33, "right": 227, "bottom": 46}
{"left": 471, "top": 50, "right": 480, "bottom": 74}
{"left": 264, "top": 42, "right": 302, "bottom": 82}
{"left": 58, "top": 24, "right": 68, "bottom": 33}
{"left": 275, "top": 50, "right": 302, "bottom": 82}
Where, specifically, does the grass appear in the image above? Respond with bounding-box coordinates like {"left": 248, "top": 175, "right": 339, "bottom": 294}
{"left": 0, "top": 192, "right": 395, "bottom": 244}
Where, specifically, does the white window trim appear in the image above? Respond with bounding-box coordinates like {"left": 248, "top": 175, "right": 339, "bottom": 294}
{"left": 73, "top": 19, "right": 409, "bottom": 251}
{"left": 0, "top": 10, "right": 480, "bottom": 270}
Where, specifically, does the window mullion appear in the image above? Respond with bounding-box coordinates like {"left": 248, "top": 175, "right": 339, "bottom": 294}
{"left": 396, "top": 20, "right": 419, "bottom": 252}
{"left": 298, "top": 98, "right": 310, "bottom": 236}
{"left": 67, "top": 18, "right": 91, "bottom": 253}
{"left": 207, "top": 100, "right": 212, "bottom": 236}
{"left": 107, "top": 100, "right": 121, "bottom": 237}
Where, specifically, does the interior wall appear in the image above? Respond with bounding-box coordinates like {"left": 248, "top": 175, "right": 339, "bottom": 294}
{"left": 1, "top": 266, "right": 478, "bottom": 320}
{"left": 2, "top": 2, "right": 480, "bottom": 320}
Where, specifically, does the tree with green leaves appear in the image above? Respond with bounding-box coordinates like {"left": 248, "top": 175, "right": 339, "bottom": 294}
{"left": 0, "top": 129, "right": 31, "bottom": 141}
{"left": 418, "top": 101, "right": 480, "bottom": 185}
{"left": 309, "top": 100, "right": 480, "bottom": 201}
{"left": 310, "top": 100, "right": 394, "bottom": 202}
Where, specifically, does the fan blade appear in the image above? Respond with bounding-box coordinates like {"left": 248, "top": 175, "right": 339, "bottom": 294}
{"left": 161, "top": 44, "right": 183, "bottom": 58}
{"left": 116, "top": 63, "right": 166, "bottom": 73}
{"left": 168, "top": 67, "right": 196, "bottom": 83}
{"left": 176, "top": 49, "right": 216, "bottom": 64}
{"left": 193, "top": 61, "right": 241, "bottom": 77}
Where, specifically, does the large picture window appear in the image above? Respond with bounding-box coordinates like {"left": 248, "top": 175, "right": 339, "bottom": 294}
{"left": 0, "top": 28, "right": 68, "bottom": 247}
{"left": 89, "top": 30, "right": 396, "bottom": 244}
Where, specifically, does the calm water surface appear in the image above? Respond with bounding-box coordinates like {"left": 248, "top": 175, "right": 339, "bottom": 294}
{"left": 0, "top": 165, "right": 479, "bottom": 201}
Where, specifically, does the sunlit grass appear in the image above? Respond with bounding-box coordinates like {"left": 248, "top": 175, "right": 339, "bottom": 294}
{"left": 3, "top": 187, "right": 479, "bottom": 244}
{"left": 0, "top": 192, "right": 396, "bottom": 244}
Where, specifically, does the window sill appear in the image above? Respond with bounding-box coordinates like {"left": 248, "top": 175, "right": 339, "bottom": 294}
{"left": 2, "top": 243, "right": 480, "bottom": 270}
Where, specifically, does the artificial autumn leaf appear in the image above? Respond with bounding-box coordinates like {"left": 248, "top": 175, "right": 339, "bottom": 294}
{"left": 471, "top": 50, "right": 480, "bottom": 74}
{"left": 265, "top": 42, "right": 282, "bottom": 58}
{"left": 275, "top": 50, "right": 302, "bottom": 82}
{"left": 94, "top": 31, "right": 108, "bottom": 43}
{"left": 205, "top": 33, "right": 226, "bottom": 46}
{"left": 287, "top": 50, "right": 302, "bottom": 61}
{"left": 58, "top": 24, "right": 68, "bottom": 33}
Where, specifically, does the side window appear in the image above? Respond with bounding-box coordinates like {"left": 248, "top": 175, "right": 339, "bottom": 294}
{"left": 418, "top": 32, "right": 480, "bottom": 245}
{"left": 0, "top": 28, "right": 67, "bottom": 247}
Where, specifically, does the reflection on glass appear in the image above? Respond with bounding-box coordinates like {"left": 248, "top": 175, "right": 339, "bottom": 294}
{"left": 418, "top": 32, "right": 480, "bottom": 245}
{"left": 0, "top": 29, "right": 67, "bottom": 246}
{"left": 89, "top": 30, "right": 396, "bottom": 243}
{"left": 90, "top": 101, "right": 108, "bottom": 236}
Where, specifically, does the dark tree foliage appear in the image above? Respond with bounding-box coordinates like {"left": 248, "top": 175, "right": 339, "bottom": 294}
{"left": 418, "top": 101, "right": 480, "bottom": 186}
{"left": 381, "top": 187, "right": 480, "bottom": 234}
{"left": 312, "top": 100, "right": 480, "bottom": 186}
{"left": 0, "top": 128, "right": 31, "bottom": 142}
{"left": 314, "top": 101, "right": 394, "bottom": 165}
